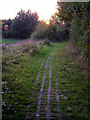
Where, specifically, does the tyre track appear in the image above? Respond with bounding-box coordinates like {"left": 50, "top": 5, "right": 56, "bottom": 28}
{"left": 55, "top": 77, "right": 62, "bottom": 119}
{"left": 46, "top": 53, "right": 53, "bottom": 119}
{"left": 25, "top": 59, "right": 45, "bottom": 119}
{"left": 54, "top": 56, "right": 62, "bottom": 119}
{"left": 26, "top": 52, "right": 63, "bottom": 119}
{"left": 36, "top": 54, "right": 51, "bottom": 118}
{"left": 31, "top": 59, "right": 45, "bottom": 93}
{"left": 49, "top": 55, "right": 62, "bottom": 119}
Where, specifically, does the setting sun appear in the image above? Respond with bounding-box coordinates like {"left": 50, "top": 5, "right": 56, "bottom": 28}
{"left": 46, "top": 20, "right": 50, "bottom": 25}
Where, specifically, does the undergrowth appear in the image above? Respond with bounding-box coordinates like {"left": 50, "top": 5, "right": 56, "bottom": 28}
{"left": 2, "top": 40, "right": 88, "bottom": 119}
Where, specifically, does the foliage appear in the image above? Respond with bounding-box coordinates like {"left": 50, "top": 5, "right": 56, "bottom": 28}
{"left": 2, "top": 40, "right": 43, "bottom": 56}
{"left": 42, "top": 39, "right": 51, "bottom": 46}
{"left": 31, "top": 21, "right": 47, "bottom": 39}
{"left": 31, "top": 20, "right": 69, "bottom": 41}
{"left": 2, "top": 10, "right": 39, "bottom": 39}
{"left": 57, "top": 2, "right": 89, "bottom": 57}
{"left": 2, "top": 19, "right": 12, "bottom": 38}
{"left": 2, "top": 42, "right": 88, "bottom": 119}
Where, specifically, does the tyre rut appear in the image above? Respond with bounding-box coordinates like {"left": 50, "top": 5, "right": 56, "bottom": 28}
{"left": 25, "top": 52, "right": 62, "bottom": 119}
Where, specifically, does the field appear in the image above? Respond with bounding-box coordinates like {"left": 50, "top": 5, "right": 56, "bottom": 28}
{"left": 2, "top": 39, "right": 88, "bottom": 119}
{"left": 2, "top": 38, "right": 24, "bottom": 45}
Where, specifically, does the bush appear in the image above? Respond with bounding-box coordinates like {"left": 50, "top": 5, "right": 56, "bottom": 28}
{"left": 31, "top": 22, "right": 47, "bottom": 39}
{"left": 31, "top": 21, "right": 68, "bottom": 42}
{"left": 69, "top": 18, "right": 89, "bottom": 57}
{"left": 69, "top": 19, "right": 82, "bottom": 45}
{"left": 43, "top": 39, "right": 51, "bottom": 46}
{"left": 57, "top": 2, "right": 89, "bottom": 57}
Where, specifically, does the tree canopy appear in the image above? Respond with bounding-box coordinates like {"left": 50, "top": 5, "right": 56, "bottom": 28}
{"left": 2, "top": 10, "right": 39, "bottom": 39}
{"left": 57, "top": 1, "right": 89, "bottom": 57}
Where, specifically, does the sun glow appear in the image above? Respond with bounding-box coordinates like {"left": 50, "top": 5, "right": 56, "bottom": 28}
{"left": 0, "top": 0, "right": 57, "bottom": 21}
{"left": 46, "top": 20, "right": 50, "bottom": 25}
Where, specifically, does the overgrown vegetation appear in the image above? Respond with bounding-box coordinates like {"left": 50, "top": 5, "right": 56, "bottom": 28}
{"left": 2, "top": 2, "right": 89, "bottom": 57}
{"left": 2, "top": 41, "right": 88, "bottom": 119}
{"left": 2, "top": 40, "right": 44, "bottom": 56}
{"left": 57, "top": 1, "right": 89, "bottom": 57}
{"left": 31, "top": 18, "right": 69, "bottom": 42}
{"left": 55, "top": 45, "right": 88, "bottom": 119}
{"left": 1, "top": 1, "right": 89, "bottom": 119}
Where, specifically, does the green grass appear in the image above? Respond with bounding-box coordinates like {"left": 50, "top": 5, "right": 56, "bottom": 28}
{"left": 53, "top": 46, "right": 88, "bottom": 119}
{"left": 2, "top": 38, "right": 23, "bottom": 44}
{"left": 2, "top": 41, "right": 88, "bottom": 119}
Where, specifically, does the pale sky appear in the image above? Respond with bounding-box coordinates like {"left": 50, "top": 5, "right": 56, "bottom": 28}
{"left": 0, "top": 0, "right": 58, "bottom": 21}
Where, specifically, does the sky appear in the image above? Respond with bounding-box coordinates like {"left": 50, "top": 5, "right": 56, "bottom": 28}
{"left": 0, "top": 0, "right": 58, "bottom": 21}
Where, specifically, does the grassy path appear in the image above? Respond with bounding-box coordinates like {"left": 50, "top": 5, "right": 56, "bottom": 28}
{"left": 2, "top": 41, "right": 88, "bottom": 119}
{"left": 25, "top": 52, "right": 62, "bottom": 119}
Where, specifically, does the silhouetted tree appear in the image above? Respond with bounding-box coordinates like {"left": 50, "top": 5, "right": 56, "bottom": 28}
{"left": 2, "top": 10, "right": 39, "bottom": 39}
{"left": 10, "top": 10, "right": 39, "bottom": 39}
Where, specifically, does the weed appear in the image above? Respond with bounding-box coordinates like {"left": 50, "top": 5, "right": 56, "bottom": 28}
{"left": 2, "top": 40, "right": 88, "bottom": 119}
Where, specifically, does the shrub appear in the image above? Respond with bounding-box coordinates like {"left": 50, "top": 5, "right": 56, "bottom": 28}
{"left": 31, "top": 22, "right": 47, "bottom": 39}
{"left": 43, "top": 39, "right": 51, "bottom": 46}
{"left": 31, "top": 21, "right": 68, "bottom": 42}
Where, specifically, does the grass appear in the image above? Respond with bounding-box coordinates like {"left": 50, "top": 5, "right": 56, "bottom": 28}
{"left": 2, "top": 40, "right": 88, "bottom": 119}
{"left": 2, "top": 38, "right": 24, "bottom": 44}
{"left": 53, "top": 45, "right": 88, "bottom": 119}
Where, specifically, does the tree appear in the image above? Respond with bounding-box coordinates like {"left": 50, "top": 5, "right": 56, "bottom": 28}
{"left": 31, "top": 21, "right": 47, "bottom": 39}
{"left": 2, "top": 10, "right": 39, "bottom": 39}
{"left": 2, "top": 19, "right": 12, "bottom": 38}
{"left": 57, "top": 1, "right": 89, "bottom": 57}
{"left": 31, "top": 18, "right": 68, "bottom": 41}
{"left": 11, "top": 10, "right": 39, "bottom": 39}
